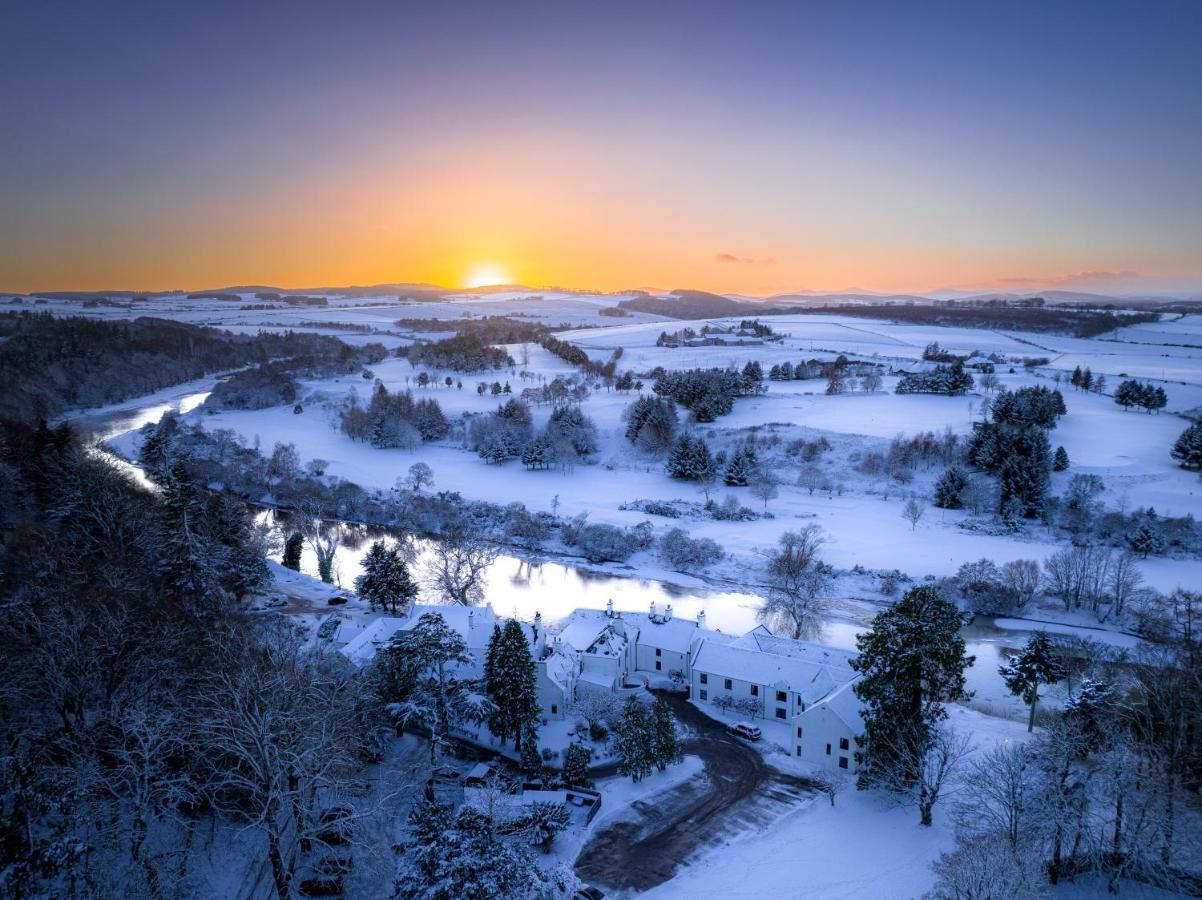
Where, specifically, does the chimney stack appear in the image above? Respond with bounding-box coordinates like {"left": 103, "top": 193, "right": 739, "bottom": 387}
{"left": 606, "top": 598, "right": 614, "bottom": 618}
{"left": 697, "top": 610, "right": 706, "bottom": 630}
{"left": 650, "top": 600, "right": 657, "bottom": 619}
{"left": 534, "top": 611, "right": 542, "bottom": 637}
{"left": 665, "top": 604, "right": 673, "bottom": 621}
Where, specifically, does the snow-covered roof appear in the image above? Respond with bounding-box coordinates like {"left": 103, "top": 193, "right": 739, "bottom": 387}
{"left": 339, "top": 604, "right": 497, "bottom": 667}
{"left": 798, "top": 679, "right": 864, "bottom": 734}
{"left": 625, "top": 612, "right": 699, "bottom": 654}
{"left": 692, "top": 633, "right": 856, "bottom": 704}
{"left": 578, "top": 669, "right": 615, "bottom": 688}
{"left": 554, "top": 610, "right": 613, "bottom": 653}
{"left": 541, "top": 650, "right": 576, "bottom": 691}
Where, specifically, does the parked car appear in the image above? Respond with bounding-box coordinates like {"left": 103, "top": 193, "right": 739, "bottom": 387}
{"left": 327, "top": 595, "right": 349, "bottom": 606}
{"left": 298, "top": 876, "right": 343, "bottom": 897}
{"left": 575, "top": 887, "right": 605, "bottom": 900}
{"left": 726, "top": 722, "right": 762, "bottom": 741}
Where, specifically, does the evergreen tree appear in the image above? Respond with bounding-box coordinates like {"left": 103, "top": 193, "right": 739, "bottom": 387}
{"left": 996, "top": 427, "right": 1051, "bottom": 518}
{"left": 1114, "top": 379, "right": 1142, "bottom": 410}
{"left": 561, "top": 742, "right": 593, "bottom": 787}
{"left": 1171, "top": 423, "right": 1202, "bottom": 470}
{"left": 355, "top": 541, "right": 419, "bottom": 613}
{"left": 768, "top": 363, "right": 782, "bottom": 380}
{"left": 519, "top": 720, "right": 543, "bottom": 779}
{"left": 693, "top": 438, "right": 718, "bottom": 488}
{"left": 723, "top": 444, "right": 757, "bottom": 486}
{"left": 485, "top": 619, "right": 540, "bottom": 749}
{"left": 666, "top": 433, "right": 696, "bottom": 479}
{"left": 999, "top": 631, "right": 1066, "bottom": 732}
{"left": 1070, "top": 365, "right": 1083, "bottom": 389}
{"left": 1128, "top": 521, "right": 1165, "bottom": 558}
{"left": 779, "top": 361, "right": 794, "bottom": 380}
{"left": 281, "top": 532, "right": 304, "bottom": 570}
{"left": 157, "top": 461, "right": 213, "bottom": 606}
{"left": 613, "top": 697, "right": 656, "bottom": 782}
{"left": 1147, "top": 385, "right": 1167, "bottom": 413}
{"left": 521, "top": 433, "right": 554, "bottom": 470}
{"left": 742, "top": 360, "right": 763, "bottom": 382}
{"left": 1063, "top": 677, "right": 1114, "bottom": 749}
{"left": 1081, "top": 367, "right": 1093, "bottom": 391}
{"left": 933, "top": 466, "right": 968, "bottom": 509}
{"left": 851, "top": 586, "right": 971, "bottom": 789}
{"left": 1052, "top": 445, "right": 1069, "bottom": 472}
{"left": 650, "top": 698, "right": 681, "bottom": 771}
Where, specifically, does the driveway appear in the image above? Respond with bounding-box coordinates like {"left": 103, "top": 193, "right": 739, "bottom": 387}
{"left": 574, "top": 693, "right": 818, "bottom": 894}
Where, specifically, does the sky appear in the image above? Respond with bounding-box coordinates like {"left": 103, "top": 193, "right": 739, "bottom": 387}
{"left": 2, "top": 0, "right": 1201, "bottom": 296}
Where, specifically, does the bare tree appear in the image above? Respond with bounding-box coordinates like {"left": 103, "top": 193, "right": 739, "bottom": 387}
{"left": 749, "top": 469, "right": 779, "bottom": 511}
{"left": 1000, "top": 559, "right": 1041, "bottom": 611}
{"left": 903, "top": 497, "right": 925, "bottom": 531}
{"left": 406, "top": 462, "right": 435, "bottom": 492}
{"left": 812, "top": 770, "right": 848, "bottom": 807}
{"left": 1105, "top": 550, "right": 1143, "bottom": 620}
{"left": 880, "top": 724, "right": 970, "bottom": 826}
{"left": 757, "top": 526, "right": 832, "bottom": 640}
{"left": 425, "top": 526, "right": 499, "bottom": 605}
{"left": 299, "top": 504, "right": 342, "bottom": 584}
{"left": 954, "top": 743, "right": 1033, "bottom": 850}
{"left": 926, "top": 835, "right": 1048, "bottom": 900}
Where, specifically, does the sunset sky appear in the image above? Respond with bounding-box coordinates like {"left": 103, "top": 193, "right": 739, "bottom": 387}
{"left": 3, "top": 0, "right": 1201, "bottom": 295}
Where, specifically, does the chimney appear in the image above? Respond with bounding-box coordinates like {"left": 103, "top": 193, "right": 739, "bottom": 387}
{"left": 534, "top": 611, "right": 542, "bottom": 638}
{"left": 467, "top": 609, "right": 474, "bottom": 629}
{"left": 606, "top": 598, "right": 614, "bottom": 618}
{"left": 665, "top": 604, "right": 673, "bottom": 621}
{"left": 697, "top": 610, "right": 706, "bottom": 630}
{"left": 650, "top": 600, "right": 657, "bottom": 618}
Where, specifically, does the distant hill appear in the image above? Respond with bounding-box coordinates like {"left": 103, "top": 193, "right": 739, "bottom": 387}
{"left": 617, "top": 289, "right": 748, "bottom": 319}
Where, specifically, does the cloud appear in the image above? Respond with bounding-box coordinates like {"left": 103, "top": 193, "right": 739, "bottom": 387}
{"left": 715, "top": 252, "right": 774, "bottom": 265}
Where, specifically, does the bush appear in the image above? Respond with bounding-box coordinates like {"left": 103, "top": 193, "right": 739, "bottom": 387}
{"left": 659, "top": 527, "right": 723, "bottom": 570}
{"left": 575, "top": 523, "right": 641, "bottom": 562}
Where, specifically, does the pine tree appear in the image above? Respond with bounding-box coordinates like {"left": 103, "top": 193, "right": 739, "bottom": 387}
{"left": 693, "top": 438, "right": 718, "bottom": 488}
{"left": 282, "top": 532, "right": 304, "bottom": 570}
{"left": 1071, "top": 365, "right": 1083, "bottom": 389}
{"left": 666, "top": 433, "right": 696, "bottom": 479}
{"left": 613, "top": 697, "right": 656, "bottom": 782}
{"left": 779, "top": 361, "right": 794, "bottom": 380}
{"left": 355, "top": 541, "right": 419, "bottom": 613}
{"left": 851, "top": 586, "right": 971, "bottom": 789}
{"left": 742, "top": 360, "right": 763, "bottom": 382}
{"left": 1064, "top": 677, "right": 1114, "bottom": 749}
{"left": 485, "top": 620, "right": 539, "bottom": 749}
{"left": 1171, "top": 423, "right": 1202, "bottom": 470}
{"left": 1081, "top": 367, "right": 1093, "bottom": 391}
{"left": 158, "top": 462, "right": 212, "bottom": 606}
{"left": 768, "top": 363, "right": 782, "bottom": 380}
{"left": 561, "top": 742, "right": 593, "bottom": 787}
{"left": 519, "top": 720, "right": 543, "bottom": 779}
{"left": 933, "top": 466, "right": 967, "bottom": 509}
{"left": 1128, "top": 521, "right": 1165, "bottom": 558}
{"left": 1115, "top": 379, "right": 1142, "bottom": 410}
{"left": 723, "top": 444, "right": 757, "bottom": 486}
{"left": 650, "top": 698, "right": 681, "bottom": 771}
{"left": 1052, "top": 445, "right": 1069, "bottom": 472}
{"left": 999, "top": 631, "right": 1066, "bottom": 732}
{"left": 1146, "top": 385, "right": 1167, "bottom": 413}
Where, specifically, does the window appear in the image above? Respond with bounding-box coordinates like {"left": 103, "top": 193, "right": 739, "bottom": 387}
{"left": 724, "top": 678, "right": 732, "bottom": 690}
{"left": 825, "top": 743, "right": 831, "bottom": 756}
{"left": 700, "top": 673, "right": 708, "bottom": 684}
{"left": 775, "top": 708, "right": 786, "bottom": 719}
{"left": 839, "top": 738, "right": 849, "bottom": 750}
{"left": 750, "top": 685, "right": 758, "bottom": 696}
{"left": 699, "top": 689, "right": 707, "bottom": 700}
{"left": 796, "top": 746, "right": 802, "bottom": 756}
{"left": 838, "top": 756, "right": 849, "bottom": 770}
{"left": 796, "top": 727, "right": 803, "bottom": 739}
{"left": 551, "top": 705, "right": 557, "bottom": 715}
{"left": 655, "top": 648, "right": 661, "bottom": 657}
{"left": 655, "top": 661, "right": 661, "bottom": 671}
{"left": 776, "top": 690, "right": 787, "bottom": 702}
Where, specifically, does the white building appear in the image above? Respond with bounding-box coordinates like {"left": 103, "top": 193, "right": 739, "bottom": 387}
{"left": 689, "top": 627, "right": 862, "bottom": 771}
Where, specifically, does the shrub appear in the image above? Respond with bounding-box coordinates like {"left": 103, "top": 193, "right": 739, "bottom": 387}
{"left": 659, "top": 528, "right": 724, "bottom": 570}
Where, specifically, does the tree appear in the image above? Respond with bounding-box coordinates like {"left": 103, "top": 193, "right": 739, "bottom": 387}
{"left": 758, "top": 526, "right": 832, "bottom": 640}
{"left": 355, "top": 540, "right": 419, "bottom": 613}
{"left": 999, "top": 631, "right": 1066, "bottom": 732}
{"left": 1170, "top": 423, "right": 1202, "bottom": 470}
{"left": 407, "top": 462, "right": 435, "bottom": 492}
{"left": 953, "top": 743, "right": 1035, "bottom": 851}
{"left": 561, "top": 742, "right": 593, "bottom": 787}
{"left": 623, "top": 396, "right": 679, "bottom": 453}
{"left": 486, "top": 620, "right": 540, "bottom": 749}
{"left": 650, "top": 698, "right": 681, "bottom": 771}
{"left": 723, "top": 443, "right": 757, "bottom": 486}
{"left": 999, "top": 559, "right": 1041, "bottom": 610}
{"left": 425, "top": 523, "right": 499, "bottom": 605}
{"left": 378, "top": 612, "right": 492, "bottom": 764}
{"left": 281, "top": 531, "right": 304, "bottom": 571}
{"left": 926, "top": 834, "right": 1048, "bottom": 900}
{"left": 1052, "top": 445, "right": 1069, "bottom": 471}
{"left": 1128, "top": 521, "right": 1165, "bottom": 559}
{"left": 299, "top": 509, "right": 341, "bottom": 584}
{"left": 519, "top": 720, "right": 543, "bottom": 778}
{"left": 612, "top": 697, "right": 656, "bottom": 782}
{"left": 903, "top": 497, "right": 925, "bottom": 530}
{"left": 934, "top": 466, "right": 967, "bottom": 509}
{"left": 852, "top": 586, "right": 971, "bottom": 790}
{"left": 749, "top": 468, "right": 779, "bottom": 510}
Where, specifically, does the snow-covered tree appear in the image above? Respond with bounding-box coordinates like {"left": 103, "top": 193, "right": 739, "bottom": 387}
{"left": 355, "top": 540, "right": 419, "bottom": 613}
{"left": 999, "top": 631, "right": 1066, "bottom": 732}
{"left": 650, "top": 698, "right": 681, "bottom": 771}
{"left": 757, "top": 526, "right": 832, "bottom": 640}
{"left": 934, "top": 465, "right": 968, "bottom": 509}
{"left": 561, "top": 742, "right": 593, "bottom": 787}
{"left": 519, "top": 720, "right": 543, "bottom": 778}
{"left": 407, "top": 461, "right": 435, "bottom": 492}
{"left": 1170, "top": 422, "right": 1202, "bottom": 470}
{"left": 485, "top": 619, "right": 540, "bottom": 749}
{"left": 281, "top": 531, "right": 304, "bottom": 570}
{"left": 1052, "top": 445, "right": 1069, "bottom": 471}
{"left": 722, "top": 443, "right": 758, "bottom": 486}
{"left": 612, "top": 697, "right": 657, "bottom": 782}
{"left": 852, "top": 586, "right": 971, "bottom": 790}
{"left": 425, "top": 521, "right": 499, "bottom": 605}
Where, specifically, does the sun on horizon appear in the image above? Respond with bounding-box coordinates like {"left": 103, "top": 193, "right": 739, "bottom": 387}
{"left": 464, "top": 264, "right": 511, "bottom": 290}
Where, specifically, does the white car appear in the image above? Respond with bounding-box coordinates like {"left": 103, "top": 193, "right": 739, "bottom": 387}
{"left": 726, "top": 722, "right": 762, "bottom": 741}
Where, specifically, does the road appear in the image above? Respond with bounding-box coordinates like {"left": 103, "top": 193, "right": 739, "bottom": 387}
{"left": 574, "top": 693, "right": 819, "bottom": 895}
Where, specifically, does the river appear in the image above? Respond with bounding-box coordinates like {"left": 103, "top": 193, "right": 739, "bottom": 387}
{"left": 73, "top": 383, "right": 1139, "bottom": 719}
